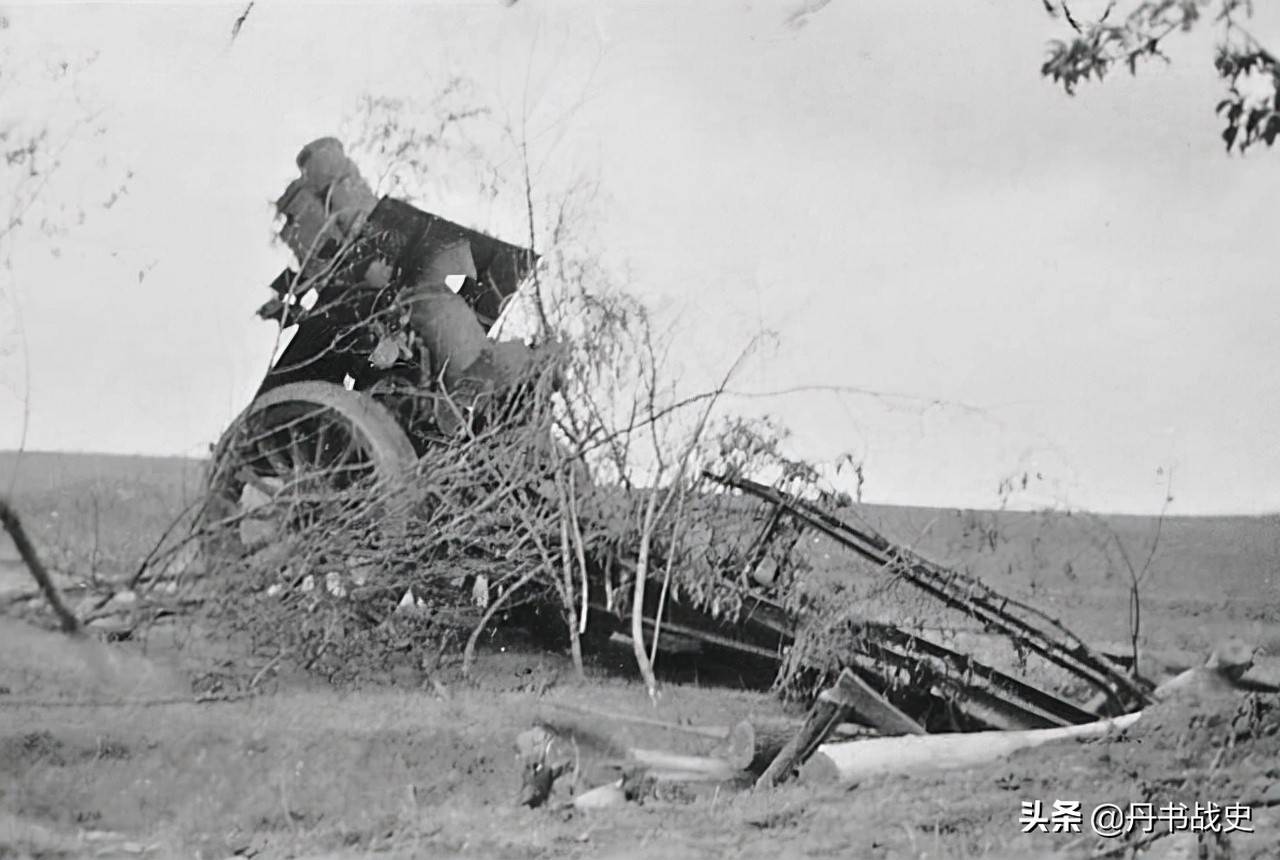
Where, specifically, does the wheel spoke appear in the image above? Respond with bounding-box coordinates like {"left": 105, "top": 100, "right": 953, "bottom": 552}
{"left": 287, "top": 422, "right": 313, "bottom": 473}
{"left": 256, "top": 434, "right": 294, "bottom": 479}
{"left": 203, "top": 382, "right": 417, "bottom": 557}
{"left": 330, "top": 431, "right": 360, "bottom": 470}
{"left": 312, "top": 421, "right": 332, "bottom": 468}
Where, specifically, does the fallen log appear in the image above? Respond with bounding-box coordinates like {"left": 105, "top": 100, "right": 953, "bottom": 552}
{"left": 627, "top": 747, "right": 741, "bottom": 782}
{"left": 539, "top": 700, "right": 869, "bottom": 776}
{"left": 756, "top": 668, "right": 865, "bottom": 788}
{"left": 722, "top": 716, "right": 802, "bottom": 773}
{"left": 723, "top": 693, "right": 918, "bottom": 775}
{"left": 830, "top": 667, "right": 927, "bottom": 735}
{"left": 540, "top": 700, "right": 730, "bottom": 741}
{"left": 799, "top": 711, "right": 1143, "bottom": 786}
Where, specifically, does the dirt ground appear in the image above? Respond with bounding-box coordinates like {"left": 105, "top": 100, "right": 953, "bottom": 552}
{"left": 2, "top": 453, "right": 1279, "bottom": 859}
{"left": 3, "top": 614, "right": 1278, "bottom": 859}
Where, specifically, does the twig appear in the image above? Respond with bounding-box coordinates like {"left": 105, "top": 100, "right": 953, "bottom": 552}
{"left": 107, "top": 497, "right": 204, "bottom": 607}
{"left": 0, "top": 497, "right": 82, "bottom": 635}
{"left": 229, "top": 1, "right": 254, "bottom": 42}
{"left": 249, "top": 650, "right": 288, "bottom": 691}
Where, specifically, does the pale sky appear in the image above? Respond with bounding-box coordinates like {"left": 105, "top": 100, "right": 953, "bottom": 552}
{"left": 1, "top": 1, "right": 1277, "bottom": 515}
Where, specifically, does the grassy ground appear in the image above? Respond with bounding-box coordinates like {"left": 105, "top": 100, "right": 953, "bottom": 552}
{"left": 2, "top": 452, "right": 1278, "bottom": 859}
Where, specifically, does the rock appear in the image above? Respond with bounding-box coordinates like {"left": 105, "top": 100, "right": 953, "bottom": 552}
{"left": 395, "top": 587, "right": 421, "bottom": 615}
{"left": 571, "top": 779, "right": 627, "bottom": 810}
{"left": 1152, "top": 638, "right": 1258, "bottom": 705}
{"left": 1205, "top": 637, "right": 1254, "bottom": 681}
{"left": 751, "top": 556, "right": 779, "bottom": 586}
{"left": 344, "top": 557, "right": 380, "bottom": 587}
{"left": 1152, "top": 667, "right": 1240, "bottom": 704}
{"left": 323, "top": 571, "right": 346, "bottom": 598}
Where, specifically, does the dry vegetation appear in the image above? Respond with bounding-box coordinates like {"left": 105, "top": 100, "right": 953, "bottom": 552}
{"left": 3, "top": 7, "right": 1278, "bottom": 857}
{"left": 3, "top": 452, "right": 1279, "bottom": 858}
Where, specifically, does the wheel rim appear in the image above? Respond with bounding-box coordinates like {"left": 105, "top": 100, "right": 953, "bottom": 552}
{"left": 204, "top": 382, "right": 417, "bottom": 556}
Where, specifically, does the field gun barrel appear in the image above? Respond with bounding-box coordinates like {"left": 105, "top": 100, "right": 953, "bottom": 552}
{"left": 261, "top": 139, "right": 541, "bottom": 413}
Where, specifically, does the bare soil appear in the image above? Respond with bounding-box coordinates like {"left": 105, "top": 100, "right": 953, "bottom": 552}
{"left": 2, "top": 452, "right": 1278, "bottom": 859}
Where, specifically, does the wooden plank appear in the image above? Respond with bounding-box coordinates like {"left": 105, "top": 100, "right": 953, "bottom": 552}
{"left": 628, "top": 748, "right": 740, "bottom": 781}
{"left": 800, "top": 711, "right": 1143, "bottom": 786}
{"left": 754, "top": 668, "right": 860, "bottom": 788}
{"left": 836, "top": 669, "right": 926, "bottom": 736}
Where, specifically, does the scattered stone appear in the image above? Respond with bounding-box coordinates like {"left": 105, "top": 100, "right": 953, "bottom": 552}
{"left": 395, "top": 587, "right": 422, "bottom": 615}
{"left": 570, "top": 779, "right": 627, "bottom": 810}
{"left": 236, "top": 479, "right": 283, "bottom": 547}
{"left": 324, "top": 571, "right": 346, "bottom": 598}
{"left": 1152, "top": 638, "right": 1258, "bottom": 704}
{"left": 345, "top": 556, "right": 380, "bottom": 586}
{"left": 1206, "top": 636, "right": 1254, "bottom": 680}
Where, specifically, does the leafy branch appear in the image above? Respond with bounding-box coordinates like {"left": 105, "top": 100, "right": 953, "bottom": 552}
{"left": 1041, "top": 1, "right": 1280, "bottom": 152}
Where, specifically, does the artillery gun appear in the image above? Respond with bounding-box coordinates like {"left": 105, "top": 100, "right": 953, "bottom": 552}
{"left": 204, "top": 138, "right": 543, "bottom": 551}
{"left": 202, "top": 139, "right": 1154, "bottom": 741}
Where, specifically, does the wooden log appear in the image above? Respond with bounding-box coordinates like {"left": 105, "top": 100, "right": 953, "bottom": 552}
{"left": 799, "top": 711, "right": 1143, "bottom": 786}
{"left": 722, "top": 716, "right": 799, "bottom": 773}
{"left": 721, "top": 716, "right": 884, "bottom": 773}
{"left": 755, "top": 668, "right": 865, "bottom": 788}
{"left": 644, "top": 768, "right": 749, "bottom": 784}
{"left": 835, "top": 668, "right": 927, "bottom": 735}
{"left": 540, "top": 700, "right": 730, "bottom": 740}
{"left": 627, "top": 748, "right": 741, "bottom": 782}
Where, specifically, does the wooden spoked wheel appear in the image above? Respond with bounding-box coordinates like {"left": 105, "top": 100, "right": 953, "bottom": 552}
{"left": 203, "top": 381, "right": 418, "bottom": 557}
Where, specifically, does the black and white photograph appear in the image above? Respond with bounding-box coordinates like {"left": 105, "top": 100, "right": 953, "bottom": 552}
{"left": 1, "top": 2, "right": 1278, "bottom": 857}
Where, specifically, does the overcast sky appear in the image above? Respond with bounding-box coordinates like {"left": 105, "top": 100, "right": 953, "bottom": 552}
{"left": 1, "top": 1, "right": 1277, "bottom": 515}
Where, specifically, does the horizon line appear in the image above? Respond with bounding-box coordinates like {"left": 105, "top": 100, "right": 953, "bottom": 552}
{"left": 4, "top": 448, "right": 1275, "bottom": 520}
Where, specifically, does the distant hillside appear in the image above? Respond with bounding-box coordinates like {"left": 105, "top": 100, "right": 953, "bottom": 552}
{"left": 2, "top": 450, "right": 1275, "bottom": 655}
{"left": 798, "top": 500, "right": 1279, "bottom": 656}
{"left": 3, "top": 451, "right": 1274, "bottom": 600}
{"left": 0, "top": 450, "right": 206, "bottom": 498}
{"left": 0, "top": 451, "right": 207, "bottom": 578}
{"left": 832, "top": 502, "right": 1278, "bottom": 602}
